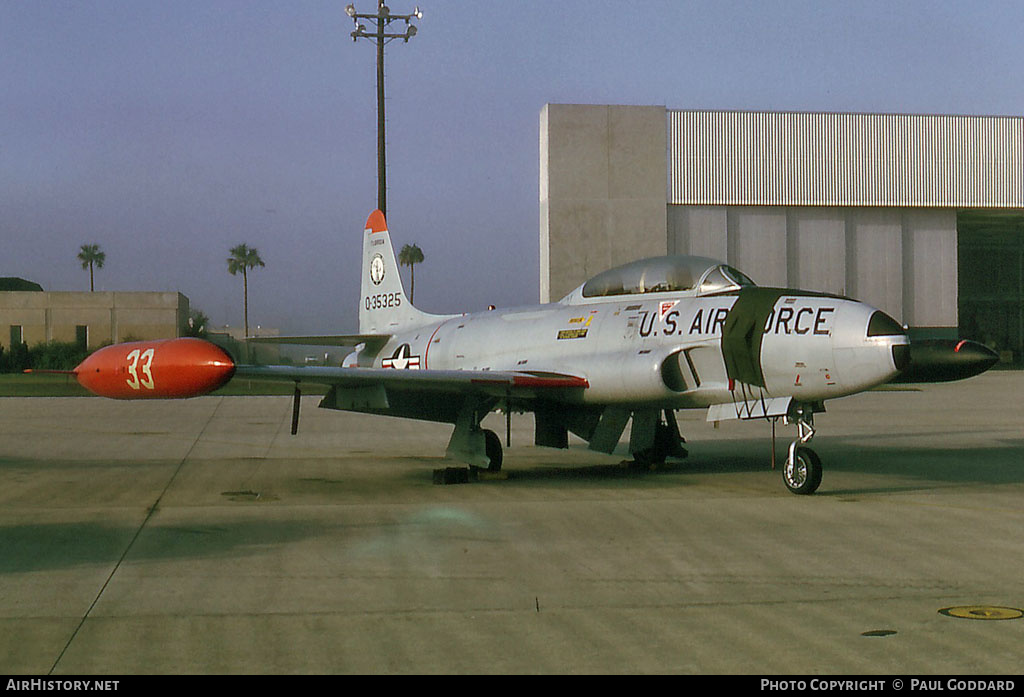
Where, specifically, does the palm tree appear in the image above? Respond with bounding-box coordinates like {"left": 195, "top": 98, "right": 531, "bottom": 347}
{"left": 398, "top": 243, "right": 424, "bottom": 303}
{"left": 226, "top": 243, "right": 265, "bottom": 337}
{"left": 78, "top": 244, "right": 106, "bottom": 292}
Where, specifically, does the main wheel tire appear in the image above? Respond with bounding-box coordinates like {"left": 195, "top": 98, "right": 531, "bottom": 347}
{"left": 654, "top": 422, "right": 688, "bottom": 459}
{"left": 783, "top": 446, "right": 822, "bottom": 495}
{"left": 483, "top": 429, "right": 503, "bottom": 472}
{"left": 660, "top": 412, "right": 690, "bottom": 458}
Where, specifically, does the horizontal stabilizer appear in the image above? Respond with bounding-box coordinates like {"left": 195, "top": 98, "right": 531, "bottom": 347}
{"left": 246, "top": 334, "right": 391, "bottom": 351}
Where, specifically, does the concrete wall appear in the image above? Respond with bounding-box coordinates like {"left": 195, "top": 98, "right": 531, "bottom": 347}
{"left": 0, "top": 292, "right": 188, "bottom": 350}
{"left": 540, "top": 104, "right": 667, "bottom": 302}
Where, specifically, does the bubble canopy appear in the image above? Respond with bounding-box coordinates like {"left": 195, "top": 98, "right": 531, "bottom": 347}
{"left": 580, "top": 256, "right": 756, "bottom": 298}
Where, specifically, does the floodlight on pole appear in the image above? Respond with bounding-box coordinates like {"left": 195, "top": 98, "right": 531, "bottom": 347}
{"left": 345, "top": 1, "right": 422, "bottom": 218}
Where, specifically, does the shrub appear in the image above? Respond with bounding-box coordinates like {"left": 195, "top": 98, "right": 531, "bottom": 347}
{"left": 0, "top": 343, "right": 30, "bottom": 373}
{"left": 29, "top": 341, "right": 91, "bottom": 371}
{"left": 0, "top": 341, "right": 90, "bottom": 373}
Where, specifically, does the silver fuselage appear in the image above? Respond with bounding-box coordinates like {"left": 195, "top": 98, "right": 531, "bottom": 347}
{"left": 358, "top": 289, "right": 907, "bottom": 411}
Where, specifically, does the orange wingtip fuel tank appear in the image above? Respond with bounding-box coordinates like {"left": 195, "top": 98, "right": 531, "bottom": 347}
{"left": 74, "top": 338, "right": 236, "bottom": 399}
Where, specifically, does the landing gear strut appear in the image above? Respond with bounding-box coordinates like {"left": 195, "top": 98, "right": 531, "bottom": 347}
{"left": 445, "top": 398, "right": 504, "bottom": 473}
{"left": 436, "top": 425, "right": 503, "bottom": 485}
{"left": 482, "top": 428, "right": 503, "bottom": 472}
{"left": 782, "top": 404, "right": 822, "bottom": 495}
{"left": 631, "top": 409, "right": 688, "bottom": 469}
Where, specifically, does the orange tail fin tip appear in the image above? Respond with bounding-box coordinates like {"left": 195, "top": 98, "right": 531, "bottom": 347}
{"left": 365, "top": 209, "right": 388, "bottom": 234}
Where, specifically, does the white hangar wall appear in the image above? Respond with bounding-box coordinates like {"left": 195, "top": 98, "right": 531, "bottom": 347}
{"left": 669, "top": 110, "right": 1023, "bottom": 208}
{"left": 541, "top": 104, "right": 1024, "bottom": 339}
{"left": 667, "top": 205, "right": 958, "bottom": 328}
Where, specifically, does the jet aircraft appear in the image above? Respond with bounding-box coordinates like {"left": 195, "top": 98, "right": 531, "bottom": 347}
{"left": 70, "top": 210, "right": 999, "bottom": 494}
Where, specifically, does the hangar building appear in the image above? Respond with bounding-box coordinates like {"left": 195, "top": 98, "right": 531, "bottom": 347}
{"left": 540, "top": 104, "right": 1024, "bottom": 363}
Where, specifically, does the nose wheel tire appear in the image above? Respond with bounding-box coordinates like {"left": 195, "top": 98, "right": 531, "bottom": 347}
{"left": 783, "top": 446, "right": 822, "bottom": 495}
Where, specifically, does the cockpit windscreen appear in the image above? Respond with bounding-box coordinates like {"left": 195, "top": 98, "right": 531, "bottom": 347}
{"left": 581, "top": 256, "right": 755, "bottom": 298}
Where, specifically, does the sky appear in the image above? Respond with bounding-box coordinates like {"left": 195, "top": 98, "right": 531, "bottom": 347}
{"left": 3, "top": 0, "right": 1023, "bottom": 335}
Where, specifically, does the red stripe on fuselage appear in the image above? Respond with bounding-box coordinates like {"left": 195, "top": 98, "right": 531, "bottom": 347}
{"left": 422, "top": 321, "right": 446, "bottom": 370}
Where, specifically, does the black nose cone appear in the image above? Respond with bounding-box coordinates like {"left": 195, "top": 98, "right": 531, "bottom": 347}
{"left": 890, "top": 339, "right": 1000, "bottom": 384}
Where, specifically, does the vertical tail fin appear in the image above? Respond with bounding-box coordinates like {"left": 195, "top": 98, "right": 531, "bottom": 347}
{"left": 359, "top": 210, "right": 447, "bottom": 334}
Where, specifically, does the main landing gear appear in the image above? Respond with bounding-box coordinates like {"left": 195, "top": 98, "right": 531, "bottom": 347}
{"left": 435, "top": 427, "right": 502, "bottom": 485}
{"left": 782, "top": 404, "right": 822, "bottom": 495}
{"left": 630, "top": 409, "right": 689, "bottom": 469}
{"left": 439, "top": 398, "right": 505, "bottom": 484}
{"left": 444, "top": 399, "right": 505, "bottom": 473}
{"left": 482, "top": 428, "right": 503, "bottom": 472}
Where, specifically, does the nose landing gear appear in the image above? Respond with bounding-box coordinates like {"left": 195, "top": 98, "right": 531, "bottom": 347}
{"left": 782, "top": 404, "right": 822, "bottom": 495}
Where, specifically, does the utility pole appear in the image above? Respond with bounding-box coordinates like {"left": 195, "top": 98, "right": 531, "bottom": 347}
{"left": 345, "top": 2, "right": 422, "bottom": 218}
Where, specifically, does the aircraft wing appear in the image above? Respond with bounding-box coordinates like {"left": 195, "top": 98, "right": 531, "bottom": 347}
{"left": 68, "top": 337, "right": 588, "bottom": 408}
{"left": 235, "top": 364, "right": 589, "bottom": 397}
{"left": 235, "top": 364, "right": 590, "bottom": 428}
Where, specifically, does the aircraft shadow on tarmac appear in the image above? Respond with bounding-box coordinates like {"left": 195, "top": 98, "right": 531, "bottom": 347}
{"left": 0, "top": 518, "right": 332, "bottom": 574}
{"left": 3, "top": 439, "right": 1020, "bottom": 574}
{"left": 808, "top": 436, "right": 1024, "bottom": 494}
{"left": 432, "top": 435, "right": 1024, "bottom": 492}
{"left": 0, "top": 468, "right": 500, "bottom": 574}
{"left": 0, "top": 511, "right": 504, "bottom": 575}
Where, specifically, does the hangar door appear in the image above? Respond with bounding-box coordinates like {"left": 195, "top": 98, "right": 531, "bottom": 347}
{"left": 958, "top": 211, "right": 1024, "bottom": 365}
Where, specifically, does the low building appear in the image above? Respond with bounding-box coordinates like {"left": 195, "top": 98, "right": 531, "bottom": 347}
{"left": 205, "top": 325, "right": 281, "bottom": 365}
{"left": 1, "top": 290, "right": 189, "bottom": 350}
